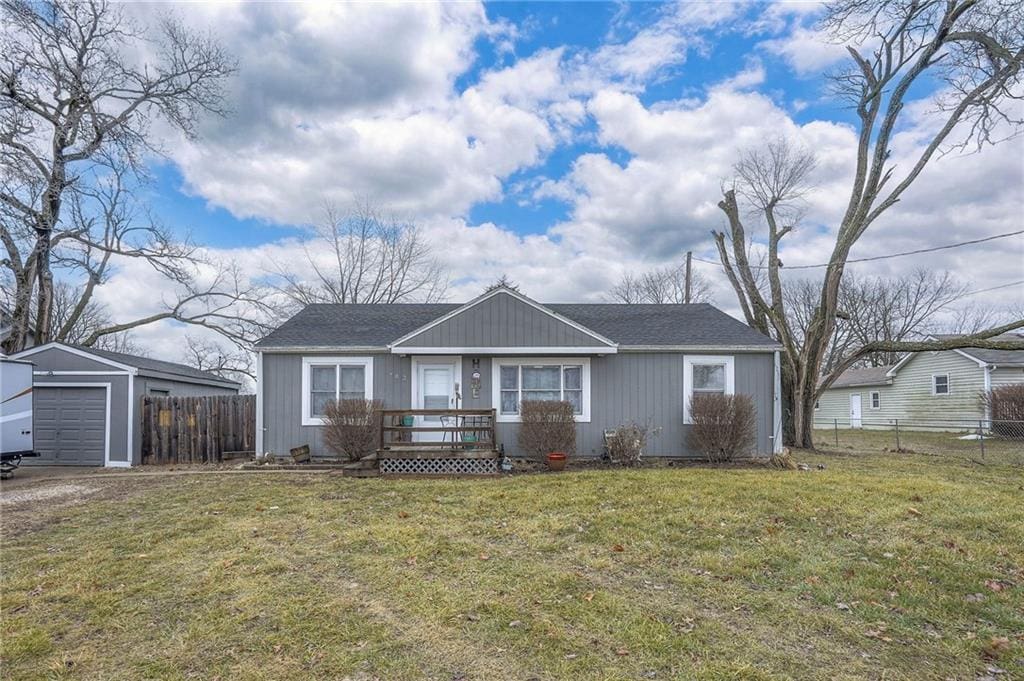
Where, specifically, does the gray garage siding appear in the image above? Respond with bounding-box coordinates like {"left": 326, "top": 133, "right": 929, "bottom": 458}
{"left": 394, "top": 293, "right": 611, "bottom": 348}
{"left": 22, "top": 346, "right": 125, "bottom": 373}
{"left": 261, "top": 351, "right": 776, "bottom": 459}
{"left": 31, "top": 373, "right": 131, "bottom": 465}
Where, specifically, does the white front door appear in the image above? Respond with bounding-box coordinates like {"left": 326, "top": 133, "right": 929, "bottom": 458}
{"left": 849, "top": 394, "right": 862, "bottom": 429}
{"left": 414, "top": 359, "right": 460, "bottom": 442}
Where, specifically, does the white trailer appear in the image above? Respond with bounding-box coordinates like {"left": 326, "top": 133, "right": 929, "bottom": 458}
{"left": 1, "top": 358, "right": 37, "bottom": 477}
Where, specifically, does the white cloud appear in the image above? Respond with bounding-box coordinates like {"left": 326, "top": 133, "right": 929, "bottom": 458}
{"left": 83, "top": 1, "right": 1022, "bottom": 367}
{"left": 760, "top": 25, "right": 849, "bottom": 76}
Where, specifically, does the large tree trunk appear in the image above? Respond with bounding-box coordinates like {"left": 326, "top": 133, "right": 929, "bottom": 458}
{"left": 779, "top": 366, "right": 796, "bottom": 446}
{"left": 791, "top": 391, "right": 817, "bottom": 449}
{"left": 3, "top": 265, "right": 36, "bottom": 354}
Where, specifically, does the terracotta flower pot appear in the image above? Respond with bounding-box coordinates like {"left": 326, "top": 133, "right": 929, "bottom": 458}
{"left": 547, "top": 451, "right": 567, "bottom": 472}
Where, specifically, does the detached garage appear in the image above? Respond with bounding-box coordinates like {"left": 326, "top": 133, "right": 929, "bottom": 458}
{"left": 11, "top": 343, "right": 241, "bottom": 467}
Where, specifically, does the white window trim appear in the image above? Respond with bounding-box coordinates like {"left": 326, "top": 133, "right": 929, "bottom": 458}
{"left": 683, "top": 355, "right": 735, "bottom": 424}
{"left": 931, "top": 373, "right": 950, "bottom": 396}
{"left": 491, "top": 357, "right": 591, "bottom": 423}
{"left": 870, "top": 391, "right": 881, "bottom": 409}
{"left": 301, "top": 356, "right": 374, "bottom": 426}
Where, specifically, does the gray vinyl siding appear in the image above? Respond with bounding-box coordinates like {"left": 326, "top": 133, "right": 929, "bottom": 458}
{"left": 23, "top": 347, "right": 123, "bottom": 373}
{"left": 261, "top": 353, "right": 411, "bottom": 458}
{"left": 818, "top": 350, "right": 988, "bottom": 430}
{"left": 395, "top": 294, "right": 611, "bottom": 348}
{"left": 990, "top": 366, "right": 1024, "bottom": 389}
{"left": 261, "top": 350, "right": 776, "bottom": 459}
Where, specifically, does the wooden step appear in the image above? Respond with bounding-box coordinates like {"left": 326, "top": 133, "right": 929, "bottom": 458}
{"left": 377, "top": 448, "right": 499, "bottom": 460}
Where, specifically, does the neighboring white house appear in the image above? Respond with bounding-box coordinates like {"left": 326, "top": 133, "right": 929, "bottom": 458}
{"left": 817, "top": 332, "right": 1024, "bottom": 430}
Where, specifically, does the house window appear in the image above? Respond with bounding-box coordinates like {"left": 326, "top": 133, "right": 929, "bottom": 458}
{"left": 301, "top": 357, "right": 373, "bottom": 425}
{"left": 814, "top": 400, "right": 820, "bottom": 411}
{"left": 932, "top": 374, "right": 950, "bottom": 395}
{"left": 493, "top": 358, "right": 590, "bottom": 422}
{"left": 870, "top": 391, "right": 880, "bottom": 409}
{"left": 683, "top": 355, "right": 736, "bottom": 423}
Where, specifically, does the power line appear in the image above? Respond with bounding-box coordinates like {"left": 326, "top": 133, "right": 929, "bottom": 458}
{"left": 692, "top": 229, "right": 1024, "bottom": 270}
{"left": 958, "top": 279, "right": 1024, "bottom": 297}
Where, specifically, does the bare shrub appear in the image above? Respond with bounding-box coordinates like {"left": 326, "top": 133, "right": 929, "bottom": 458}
{"left": 688, "top": 394, "right": 757, "bottom": 462}
{"left": 982, "top": 385, "right": 1024, "bottom": 439}
{"left": 322, "top": 399, "right": 382, "bottom": 461}
{"left": 606, "top": 422, "right": 662, "bottom": 467}
{"left": 517, "top": 401, "right": 576, "bottom": 460}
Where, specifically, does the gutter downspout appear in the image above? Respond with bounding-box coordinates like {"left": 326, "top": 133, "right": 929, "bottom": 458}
{"left": 772, "top": 350, "right": 783, "bottom": 454}
{"left": 255, "top": 351, "right": 264, "bottom": 456}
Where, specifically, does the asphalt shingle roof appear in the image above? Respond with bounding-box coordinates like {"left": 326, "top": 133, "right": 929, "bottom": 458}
{"left": 827, "top": 365, "right": 895, "bottom": 388}
{"left": 76, "top": 346, "right": 241, "bottom": 386}
{"left": 932, "top": 332, "right": 1024, "bottom": 366}
{"left": 255, "top": 302, "right": 779, "bottom": 349}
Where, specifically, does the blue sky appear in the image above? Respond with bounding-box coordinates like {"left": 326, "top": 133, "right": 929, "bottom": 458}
{"left": 98, "top": 0, "right": 1021, "bottom": 359}
{"left": 153, "top": 2, "right": 851, "bottom": 246}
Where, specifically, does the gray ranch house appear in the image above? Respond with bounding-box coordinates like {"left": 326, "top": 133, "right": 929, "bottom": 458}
{"left": 817, "top": 332, "right": 1024, "bottom": 430}
{"left": 255, "top": 287, "right": 783, "bottom": 459}
{"left": 10, "top": 342, "right": 241, "bottom": 467}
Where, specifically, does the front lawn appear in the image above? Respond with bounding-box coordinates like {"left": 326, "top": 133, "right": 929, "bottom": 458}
{"left": 2, "top": 453, "right": 1022, "bottom": 680}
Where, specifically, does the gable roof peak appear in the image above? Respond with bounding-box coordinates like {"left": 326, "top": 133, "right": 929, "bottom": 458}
{"left": 388, "top": 286, "right": 618, "bottom": 350}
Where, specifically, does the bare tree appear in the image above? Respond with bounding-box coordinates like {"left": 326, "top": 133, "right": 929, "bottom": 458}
{"left": 713, "top": 1, "right": 1024, "bottom": 448}
{"left": 270, "top": 201, "right": 448, "bottom": 312}
{"left": 182, "top": 334, "right": 253, "bottom": 385}
{"left": 786, "top": 269, "right": 971, "bottom": 374}
{"left": 609, "top": 263, "right": 713, "bottom": 304}
{"left": 941, "top": 302, "right": 1021, "bottom": 335}
{"left": 485, "top": 274, "right": 520, "bottom": 293}
{"left": 1, "top": 0, "right": 236, "bottom": 352}
{"left": 48, "top": 280, "right": 142, "bottom": 354}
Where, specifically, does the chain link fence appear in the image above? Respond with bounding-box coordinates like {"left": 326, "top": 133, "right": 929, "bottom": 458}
{"left": 813, "top": 418, "right": 1024, "bottom": 465}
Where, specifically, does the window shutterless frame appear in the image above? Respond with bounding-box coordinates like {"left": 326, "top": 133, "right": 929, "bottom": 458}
{"left": 683, "top": 355, "right": 735, "bottom": 424}
{"left": 491, "top": 357, "right": 591, "bottom": 423}
{"left": 300, "top": 356, "right": 374, "bottom": 425}
{"left": 931, "top": 373, "right": 950, "bottom": 396}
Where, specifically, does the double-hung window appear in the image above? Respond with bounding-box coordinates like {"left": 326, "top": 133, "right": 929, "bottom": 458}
{"left": 870, "top": 391, "right": 881, "bottom": 409}
{"left": 932, "top": 374, "right": 950, "bottom": 395}
{"left": 494, "top": 358, "right": 590, "bottom": 422}
{"left": 301, "top": 357, "right": 373, "bottom": 425}
{"left": 683, "top": 355, "right": 735, "bottom": 423}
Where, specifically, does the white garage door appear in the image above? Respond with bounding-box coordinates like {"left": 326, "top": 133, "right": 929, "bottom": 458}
{"left": 34, "top": 386, "right": 107, "bottom": 465}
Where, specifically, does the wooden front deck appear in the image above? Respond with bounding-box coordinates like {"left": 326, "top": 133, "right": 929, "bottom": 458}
{"left": 376, "top": 408, "right": 499, "bottom": 476}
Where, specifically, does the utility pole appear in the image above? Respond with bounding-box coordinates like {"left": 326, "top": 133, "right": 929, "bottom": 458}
{"left": 684, "top": 251, "right": 692, "bottom": 304}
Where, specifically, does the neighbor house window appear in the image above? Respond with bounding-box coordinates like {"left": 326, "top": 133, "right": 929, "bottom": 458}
{"left": 683, "top": 355, "right": 736, "bottom": 423}
{"left": 301, "top": 356, "right": 373, "bottom": 425}
{"left": 493, "top": 358, "right": 590, "bottom": 422}
{"left": 870, "top": 391, "right": 881, "bottom": 409}
{"left": 932, "top": 374, "right": 950, "bottom": 395}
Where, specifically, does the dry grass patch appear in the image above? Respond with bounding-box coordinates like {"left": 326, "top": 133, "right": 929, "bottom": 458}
{"left": 1, "top": 453, "right": 1022, "bottom": 680}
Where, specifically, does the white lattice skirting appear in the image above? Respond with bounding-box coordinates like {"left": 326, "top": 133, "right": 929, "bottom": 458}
{"left": 379, "top": 457, "right": 498, "bottom": 476}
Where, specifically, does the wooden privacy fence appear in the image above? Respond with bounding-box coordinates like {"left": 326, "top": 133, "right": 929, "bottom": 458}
{"left": 141, "top": 395, "right": 255, "bottom": 464}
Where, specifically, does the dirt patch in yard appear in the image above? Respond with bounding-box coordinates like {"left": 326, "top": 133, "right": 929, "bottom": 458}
{"left": 0, "top": 476, "right": 171, "bottom": 538}
{"left": 0, "top": 483, "right": 98, "bottom": 506}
